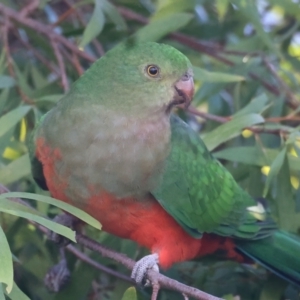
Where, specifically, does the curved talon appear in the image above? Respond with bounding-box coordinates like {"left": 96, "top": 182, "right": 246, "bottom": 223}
{"left": 131, "top": 253, "right": 159, "bottom": 284}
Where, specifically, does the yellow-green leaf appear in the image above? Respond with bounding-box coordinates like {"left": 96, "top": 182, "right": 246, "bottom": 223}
{"left": 121, "top": 287, "right": 137, "bottom": 300}
{"left": 193, "top": 66, "right": 245, "bottom": 83}
{"left": 0, "top": 197, "right": 76, "bottom": 242}
{"left": 0, "top": 225, "right": 13, "bottom": 293}
{"left": 203, "top": 114, "right": 264, "bottom": 151}
{"left": 0, "top": 106, "right": 31, "bottom": 138}
{"left": 1, "top": 192, "right": 101, "bottom": 230}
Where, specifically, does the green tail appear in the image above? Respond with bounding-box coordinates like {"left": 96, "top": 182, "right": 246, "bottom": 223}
{"left": 236, "top": 230, "right": 300, "bottom": 286}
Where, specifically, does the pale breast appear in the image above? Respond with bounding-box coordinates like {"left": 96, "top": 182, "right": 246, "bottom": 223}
{"left": 41, "top": 106, "right": 171, "bottom": 204}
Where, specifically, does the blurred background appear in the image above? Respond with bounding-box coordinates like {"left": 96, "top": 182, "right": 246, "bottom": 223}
{"left": 0, "top": 0, "right": 300, "bottom": 299}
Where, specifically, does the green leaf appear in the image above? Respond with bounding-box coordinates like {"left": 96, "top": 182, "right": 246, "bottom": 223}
{"left": 203, "top": 113, "right": 265, "bottom": 151}
{"left": 79, "top": 0, "right": 105, "bottom": 48}
{"left": 267, "top": 0, "right": 300, "bottom": 18}
{"left": 0, "top": 154, "right": 31, "bottom": 185}
{"left": 153, "top": 0, "right": 195, "bottom": 20}
{"left": 230, "top": 0, "right": 280, "bottom": 56}
{"left": 0, "top": 76, "right": 16, "bottom": 89}
{"left": 1, "top": 192, "right": 101, "bottom": 231}
{"left": 234, "top": 94, "right": 269, "bottom": 117}
{"left": 102, "top": 0, "right": 127, "bottom": 31}
{"left": 263, "top": 147, "right": 286, "bottom": 197}
{"left": 121, "top": 287, "right": 137, "bottom": 300}
{"left": 0, "top": 225, "right": 13, "bottom": 293}
{"left": 0, "top": 284, "right": 5, "bottom": 300}
{"left": 0, "top": 197, "right": 76, "bottom": 242}
{"left": 214, "top": 146, "right": 300, "bottom": 172}
{"left": 0, "top": 106, "right": 31, "bottom": 138}
{"left": 275, "top": 154, "right": 299, "bottom": 232}
{"left": 35, "top": 94, "right": 63, "bottom": 103}
{"left": 134, "top": 13, "right": 193, "bottom": 42}
{"left": 193, "top": 66, "right": 245, "bottom": 83}
{"left": 5, "top": 282, "right": 30, "bottom": 300}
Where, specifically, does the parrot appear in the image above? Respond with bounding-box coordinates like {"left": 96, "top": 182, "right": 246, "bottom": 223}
{"left": 30, "top": 41, "right": 300, "bottom": 287}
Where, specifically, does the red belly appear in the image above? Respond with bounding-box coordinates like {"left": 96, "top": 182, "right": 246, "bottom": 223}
{"left": 36, "top": 137, "right": 245, "bottom": 268}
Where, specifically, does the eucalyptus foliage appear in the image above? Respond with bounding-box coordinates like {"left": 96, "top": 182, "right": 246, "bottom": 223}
{"left": 0, "top": 0, "right": 300, "bottom": 299}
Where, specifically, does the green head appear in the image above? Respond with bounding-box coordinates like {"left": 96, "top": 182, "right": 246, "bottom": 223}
{"left": 69, "top": 41, "right": 194, "bottom": 116}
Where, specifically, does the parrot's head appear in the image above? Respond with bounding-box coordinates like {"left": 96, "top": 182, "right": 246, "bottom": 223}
{"left": 73, "top": 41, "right": 194, "bottom": 116}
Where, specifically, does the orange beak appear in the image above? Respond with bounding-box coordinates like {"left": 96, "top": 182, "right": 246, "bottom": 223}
{"left": 173, "top": 73, "right": 194, "bottom": 109}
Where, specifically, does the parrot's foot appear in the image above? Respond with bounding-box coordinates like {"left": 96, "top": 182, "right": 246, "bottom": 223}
{"left": 48, "top": 213, "right": 79, "bottom": 246}
{"left": 44, "top": 248, "right": 70, "bottom": 292}
{"left": 131, "top": 253, "right": 159, "bottom": 285}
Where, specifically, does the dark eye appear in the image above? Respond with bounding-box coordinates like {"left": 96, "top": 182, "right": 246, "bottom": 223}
{"left": 146, "top": 65, "right": 159, "bottom": 77}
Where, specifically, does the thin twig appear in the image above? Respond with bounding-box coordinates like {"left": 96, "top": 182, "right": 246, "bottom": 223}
{"left": 13, "top": 29, "right": 59, "bottom": 75}
{"left": 60, "top": 46, "right": 84, "bottom": 76}
{"left": 262, "top": 56, "right": 299, "bottom": 107}
{"left": 19, "top": 0, "right": 39, "bottom": 17}
{"left": 188, "top": 106, "right": 230, "bottom": 123}
{"left": 0, "top": 3, "right": 96, "bottom": 62}
{"left": 51, "top": 37, "right": 69, "bottom": 92}
{"left": 1, "top": 18, "right": 34, "bottom": 105}
{"left": 76, "top": 234, "right": 222, "bottom": 300}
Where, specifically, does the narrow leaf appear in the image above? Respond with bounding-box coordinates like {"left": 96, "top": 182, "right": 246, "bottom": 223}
{"left": 0, "top": 225, "right": 13, "bottom": 293}
{"left": 193, "top": 66, "right": 245, "bottom": 83}
{"left": 0, "top": 197, "right": 76, "bottom": 242}
{"left": 102, "top": 0, "right": 127, "bottom": 31}
{"left": 0, "top": 106, "right": 31, "bottom": 138}
{"left": 134, "top": 13, "right": 193, "bottom": 42}
{"left": 0, "top": 284, "right": 5, "bottom": 300}
{"left": 275, "top": 155, "right": 298, "bottom": 231}
{"left": 0, "top": 154, "right": 31, "bottom": 185}
{"left": 263, "top": 147, "right": 286, "bottom": 197}
{"left": 234, "top": 94, "right": 269, "bottom": 117}
{"left": 231, "top": 0, "right": 280, "bottom": 56}
{"left": 214, "top": 146, "right": 300, "bottom": 172}
{"left": 5, "top": 282, "right": 30, "bottom": 300}
{"left": 203, "top": 114, "right": 264, "bottom": 151}
{"left": 1, "top": 192, "right": 101, "bottom": 230}
{"left": 79, "top": 0, "right": 105, "bottom": 48}
{"left": 0, "top": 75, "right": 15, "bottom": 89}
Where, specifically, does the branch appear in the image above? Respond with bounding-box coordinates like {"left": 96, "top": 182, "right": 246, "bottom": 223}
{"left": 51, "top": 37, "right": 69, "bottom": 92}
{"left": 1, "top": 18, "right": 34, "bottom": 105}
{"left": 76, "top": 233, "right": 222, "bottom": 300}
{"left": 0, "top": 3, "right": 96, "bottom": 63}
{"left": 19, "top": 0, "right": 39, "bottom": 17}
{"left": 0, "top": 185, "right": 222, "bottom": 300}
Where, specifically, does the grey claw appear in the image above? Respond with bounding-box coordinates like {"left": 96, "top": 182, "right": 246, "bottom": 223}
{"left": 44, "top": 249, "right": 70, "bottom": 292}
{"left": 131, "top": 253, "right": 159, "bottom": 284}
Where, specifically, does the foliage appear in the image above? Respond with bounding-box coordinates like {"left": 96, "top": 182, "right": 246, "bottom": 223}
{"left": 0, "top": 0, "right": 300, "bottom": 299}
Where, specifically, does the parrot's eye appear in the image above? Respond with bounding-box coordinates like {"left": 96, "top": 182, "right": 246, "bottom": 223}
{"left": 146, "top": 65, "right": 160, "bottom": 77}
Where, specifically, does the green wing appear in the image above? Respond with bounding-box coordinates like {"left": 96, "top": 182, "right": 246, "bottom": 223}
{"left": 152, "top": 115, "right": 276, "bottom": 239}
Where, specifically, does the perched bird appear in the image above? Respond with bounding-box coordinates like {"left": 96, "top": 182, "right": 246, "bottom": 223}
{"left": 30, "top": 41, "right": 300, "bottom": 287}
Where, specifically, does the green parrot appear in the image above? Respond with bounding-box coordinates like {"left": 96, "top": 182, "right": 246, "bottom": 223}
{"left": 30, "top": 41, "right": 300, "bottom": 287}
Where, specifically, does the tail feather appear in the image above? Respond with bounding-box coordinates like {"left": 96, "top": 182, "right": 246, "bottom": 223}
{"left": 236, "top": 230, "right": 300, "bottom": 287}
